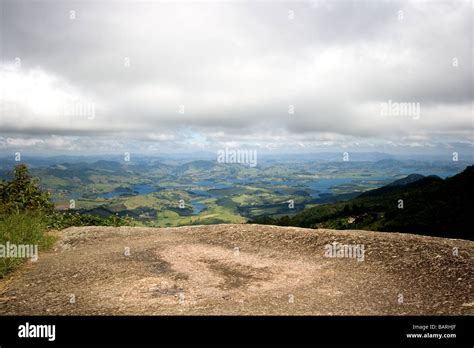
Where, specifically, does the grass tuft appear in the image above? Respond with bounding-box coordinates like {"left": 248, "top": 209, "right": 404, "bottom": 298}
{"left": 0, "top": 212, "right": 56, "bottom": 278}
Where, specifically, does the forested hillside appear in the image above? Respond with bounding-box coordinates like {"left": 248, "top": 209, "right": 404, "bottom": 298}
{"left": 253, "top": 166, "right": 474, "bottom": 240}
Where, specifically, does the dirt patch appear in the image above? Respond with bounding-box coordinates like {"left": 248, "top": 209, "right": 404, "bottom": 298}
{"left": 0, "top": 224, "right": 472, "bottom": 315}
{"left": 115, "top": 248, "right": 189, "bottom": 280}
{"left": 201, "top": 259, "right": 270, "bottom": 290}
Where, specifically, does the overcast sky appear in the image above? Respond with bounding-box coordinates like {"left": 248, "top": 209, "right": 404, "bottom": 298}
{"left": 0, "top": 0, "right": 472, "bottom": 155}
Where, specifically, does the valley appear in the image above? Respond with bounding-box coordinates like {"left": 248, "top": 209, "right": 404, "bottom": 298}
{"left": 0, "top": 154, "right": 468, "bottom": 228}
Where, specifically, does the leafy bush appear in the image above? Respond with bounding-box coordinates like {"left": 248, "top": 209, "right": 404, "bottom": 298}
{"left": 0, "top": 164, "right": 53, "bottom": 214}
{"left": 0, "top": 164, "right": 134, "bottom": 277}
{"left": 47, "top": 212, "right": 135, "bottom": 230}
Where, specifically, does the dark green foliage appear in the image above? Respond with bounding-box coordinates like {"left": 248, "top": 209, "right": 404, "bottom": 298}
{"left": 47, "top": 212, "right": 135, "bottom": 230}
{"left": 251, "top": 215, "right": 276, "bottom": 225}
{"left": 0, "top": 165, "right": 136, "bottom": 277}
{"left": 0, "top": 164, "right": 57, "bottom": 276}
{"left": 0, "top": 164, "right": 134, "bottom": 231}
{"left": 255, "top": 166, "right": 474, "bottom": 240}
{"left": 0, "top": 164, "right": 54, "bottom": 214}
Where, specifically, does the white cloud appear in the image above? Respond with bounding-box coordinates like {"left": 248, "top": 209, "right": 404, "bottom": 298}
{"left": 0, "top": 0, "right": 472, "bottom": 154}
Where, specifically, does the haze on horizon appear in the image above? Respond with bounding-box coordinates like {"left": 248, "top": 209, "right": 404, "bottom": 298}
{"left": 0, "top": 0, "right": 472, "bottom": 157}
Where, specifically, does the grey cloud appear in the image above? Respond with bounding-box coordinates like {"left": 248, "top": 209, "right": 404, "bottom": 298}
{"left": 0, "top": 0, "right": 472, "bottom": 153}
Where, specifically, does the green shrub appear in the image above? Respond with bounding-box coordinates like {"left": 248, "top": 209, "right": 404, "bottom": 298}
{"left": 47, "top": 212, "right": 135, "bottom": 230}
{"left": 0, "top": 212, "right": 55, "bottom": 278}
{"left": 0, "top": 164, "right": 134, "bottom": 277}
{"left": 0, "top": 164, "right": 53, "bottom": 214}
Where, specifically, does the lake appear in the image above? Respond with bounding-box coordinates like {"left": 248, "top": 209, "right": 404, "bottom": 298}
{"left": 98, "top": 184, "right": 156, "bottom": 198}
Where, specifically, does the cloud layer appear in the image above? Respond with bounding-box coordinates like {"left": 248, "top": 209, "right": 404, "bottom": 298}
{"left": 0, "top": 0, "right": 472, "bottom": 154}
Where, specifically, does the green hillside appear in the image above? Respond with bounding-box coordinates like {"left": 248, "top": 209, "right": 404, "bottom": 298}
{"left": 252, "top": 166, "right": 474, "bottom": 240}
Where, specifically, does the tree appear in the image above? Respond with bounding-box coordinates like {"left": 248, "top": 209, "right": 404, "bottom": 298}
{"left": 0, "top": 164, "right": 53, "bottom": 214}
{"left": 342, "top": 204, "right": 352, "bottom": 215}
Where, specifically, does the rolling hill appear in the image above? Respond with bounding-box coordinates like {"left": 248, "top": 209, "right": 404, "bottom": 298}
{"left": 254, "top": 166, "right": 474, "bottom": 240}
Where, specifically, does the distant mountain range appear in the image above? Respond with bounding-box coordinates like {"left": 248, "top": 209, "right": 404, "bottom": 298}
{"left": 2, "top": 152, "right": 474, "bottom": 169}
{"left": 254, "top": 166, "right": 474, "bottom": 240}
{"left": 1, "top": 156, "right": 471, "bottom": 236}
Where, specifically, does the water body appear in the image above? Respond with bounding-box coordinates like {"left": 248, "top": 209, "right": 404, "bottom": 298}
{"left": 308, "top": 178, "right": 354, "bottom": 190}
{"left": 188, "top": 190, "right": 216, "bottom": 198}
{"left": 98, "top": 184, "right": 156, "bottom": 198}
{"left": 224, "top": 177, "right": 255, "bottom": 185}
{"left": 190, "top": 200, "right": 207, "bottom": 215}
{"left": 305, "top": 178, "right": 354, "bottom": 197}
{"left": 304, "top": 176, "right": 398, "bottom": 198}
{"left": 95, "top": 174, "right": 405, "bottom": 203}
{"left": 190, "top": 177, "right": 394, "bottom": 199}
{"left": 194, "top": 179, "right": 231, "bottom": 189}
